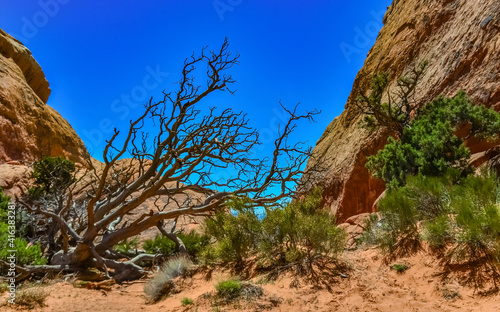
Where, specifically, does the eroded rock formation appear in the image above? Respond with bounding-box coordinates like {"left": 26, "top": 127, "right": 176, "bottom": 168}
{"left": 304, "top": 0, "right": 500, "bottom": 222}
{"left": 0, "top": 29, "right": 88, "bottom": 165}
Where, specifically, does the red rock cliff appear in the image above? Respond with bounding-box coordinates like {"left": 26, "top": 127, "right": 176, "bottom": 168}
{"left": 304, "top": 0, "right": 500, "bottom": 222}
{"left": 0, "top": 29, "right": 88, "bottom": 164}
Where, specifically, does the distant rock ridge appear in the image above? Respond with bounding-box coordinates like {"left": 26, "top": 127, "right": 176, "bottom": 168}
{"left": 304, "top": 0, "right": 500, "bottom": 222}
{"left": 0, "top": 28, "right": 88, "bottom": 165}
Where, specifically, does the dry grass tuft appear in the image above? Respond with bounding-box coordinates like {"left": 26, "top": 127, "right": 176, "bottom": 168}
{"left": 144, "top": 255, "right": 193, "bottom": 302}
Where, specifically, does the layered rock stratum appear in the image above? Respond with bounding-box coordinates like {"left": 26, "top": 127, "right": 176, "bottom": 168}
{"left": 0, "top": 29, "right": 87, "bottom": 166}
{"left": 304, "top": 0, "right": 500, "bottom": 222}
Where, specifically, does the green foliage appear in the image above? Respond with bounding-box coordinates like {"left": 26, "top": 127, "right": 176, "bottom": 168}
{"left": 0, "top": 188, "right": 9, "bottom": 224}
{"left": 0, "top": 233, "right": 47, "bottom": 265}
{"left": 143, "top": 235, "right": 176, "bottom": 255}
{"left": 0, "top": 283, "right": 8, "bottom": 293}
{"left": 143, "top": 230, "right": 210, "bottom": 258}
{"left": 200, "top": 189, "right": 346, "bottom": 271}
{"left": 448, "top": 174, "right": 500, "bottom": 263}
{"left": 367, "top": 173, "right": 457, "bottom": 253}
{"left": 356, "top": 61, "right": 428, "bottom": 134}
{"left": 215, "top": 279, "right": 242, "bottom": 298}
{"left": 260, "top": 187, "right": 346, "bottom": 266}
{"left": 178, "top": 230, "right": 211, "bottom": 257}
{"left": 392, "top": 264, "right": 409, "bottom": 273}
{"left": 201, "top": 197, "right": 262, "bottom": 266}
{"left": 181, "top": 297, "right": 194, "bottom": 306}
{"left": 114, "top": 237, "right": 140, "bottom": 255}
{"left": 29, "top": 156, "right": 76, "bottom": 196}
{"left": 367, "top": 92, "right": 500, "bottom": 188}
{"left": 0, "top": 189, "right": 47, "bottom": 266}
{"left": 374, "top": 182, "right": 421, "bottom": 253}
{"left": 422, "top": 214, "right": 452, "bottom": 248}
{"left": 366, "top": 137, "right": 417, "bottom": 189}
{"left": 365, "top": 171, "right": 500, "bottom": 289}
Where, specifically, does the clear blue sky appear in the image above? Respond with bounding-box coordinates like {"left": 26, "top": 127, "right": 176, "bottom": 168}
{"left": 0, "top": 0, "right": 392, "bottom": 161}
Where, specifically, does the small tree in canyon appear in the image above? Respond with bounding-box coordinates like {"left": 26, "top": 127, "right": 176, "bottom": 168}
{"left": 354, "top": 61, "right": 428, "bottom": 136}
{"left": 10, "top": 38, "right": 319, "bottom": 281}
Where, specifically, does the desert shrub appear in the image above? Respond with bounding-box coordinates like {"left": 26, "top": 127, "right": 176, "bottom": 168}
{"left": 0, "top": 283, "right": 8, "bottom": 293}
{"left": 443, "top": 173, "right": 500, "bottom": 287}
{"left": 201, "top": 197, "right": 262, "bottom": 266}
{"left": 374, "top": 184, "right": 421, "bottom": 254}
{"left": 367, "top": 91, "right": 500, "bottom": 189}
{"left": 0, "top": 189, "right": 47, "bottom": 266}
{"left": 114, "top": 237, "right": 140, "bottom": 255}
{"left": 260, "top": 187, "right": 346, "bottom": 267}
{"left": 143, "top": 235, "right": 176, "bottom": 255}
{"left": 0, "top": 228, "right": 47, "bottom": 265}
{"left": 143, "top": 230, "right": 210, "bottom": 258}
{"left": 215, "top": 279, "right": 242, "bottom": 299}
{"left": 392, "top": 264, "right": 409, "bottom": 273}
{"left": 178, "top": 230, "right": 210, "bottom": 257}
{"left": 422, "top": 214, "right": 452, "bottom": 248}
{"left": 214, "top": 279, "right": 263, "bottom": 303}
{"left": 0, "top": 188, "right": 9, "bottom": 224}
{"left": 144, "top": 256, "right": 193, "bottom": 302}
{"left": 181, "top": 297, "right": 194, "bottom": 306}
{"left": 29, "top": 156, "right": 76, "bottom": 196}
{"left": 367, "top": 170, "right": 500, "bottom": 289}
{"left": 14, "top": 285, "right": 49, "bottom": 309}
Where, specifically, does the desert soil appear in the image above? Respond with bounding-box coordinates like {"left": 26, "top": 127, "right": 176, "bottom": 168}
{"left": 2, "top": 248, "right": 499, "bottom": 312}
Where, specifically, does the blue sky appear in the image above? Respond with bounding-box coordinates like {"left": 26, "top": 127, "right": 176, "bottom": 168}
{"left": 0, "top": 0, "right": 392, "bottom": 161}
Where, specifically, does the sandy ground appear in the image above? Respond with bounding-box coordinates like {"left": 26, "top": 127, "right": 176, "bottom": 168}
{"left": 2, "top": 248, "right": 500, "bottom": 312}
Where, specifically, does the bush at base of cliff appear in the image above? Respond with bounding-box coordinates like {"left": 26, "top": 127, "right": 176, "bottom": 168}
{"left": 0, "top": 189, "right": 47, "bottom": 268}
{"left": 200, "top": 188, "right": 346, "bottom": 279}
{"left": 200, "top": 197, "right": 262, "bottom": 267}
{"left": 367, "top": 91, "right": 500, "bottom": 189}
{"left": 365, "top": 171, "right": 500, "bottom": 290}
{"left": 260, "top": 187, "right": 346, "bottom": 269}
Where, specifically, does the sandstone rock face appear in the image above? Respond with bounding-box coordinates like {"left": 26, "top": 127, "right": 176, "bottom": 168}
{"left": 305, "top": 0, "right": 500, "bottom": 222}
{"left": 0, "top": 29, "right": 88, "bottom": 165}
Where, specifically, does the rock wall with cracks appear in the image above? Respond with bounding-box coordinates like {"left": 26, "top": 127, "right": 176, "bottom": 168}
{"left": 303, "top": 0, "right": 500, "bottom": 222}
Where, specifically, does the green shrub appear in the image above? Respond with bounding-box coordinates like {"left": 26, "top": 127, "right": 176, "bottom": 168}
{"left": 367, "top": 92, "right": 500, "bottom": 189}
{"left": 114, "top": 237, "right": 140, "bottom": 255}
{"left": 422, "top": 214, "right": 452, "bottom": 248}
{"left": 201, "top": 197, "right": 262, "bottom": 266}
{"left": 0, "top": 283, "right": 8, "bottom": 293}
{"left": 181, "top": 297, "right": 194, "bottom": 306}
{"left": 143, "top": 230, "right": 210, "bottom": 258}
{"left": 0, "top": 189, "right": 47, "bottom": 266}
{"left": 0, "top": 229, "right": 47, "bottom": 265}
{"left": 369, "top": 173, "right": 455, "bottom": 254}
{"left": 260, "top": 187, "right": 346, "bottom": 267}
{"left": 29, "top": 156, "right": 76, "bottom": 196}
{"left": 215, "top": 279, "right": 241, "bottom": 299}
{"left": 375, "top": 184, "right": 420, "bottom": 254}
{"left": 367, "top": 170, "right": 500, "bottom": 289}
{"left": 0, "top": 188, "right": 10, "bottom": 224}
{"left": 143, "top": 235, "right": 176, "bottom": 255}
{"left": 392, "top": 264, "right": 409, "bottom": 273}
{"left": 178, "top": 230, "right": 210, "bottom": 257}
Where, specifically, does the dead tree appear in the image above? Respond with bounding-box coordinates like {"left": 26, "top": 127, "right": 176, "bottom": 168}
{"left": 16, "top": 38, "right": 319, "bottom": 281}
